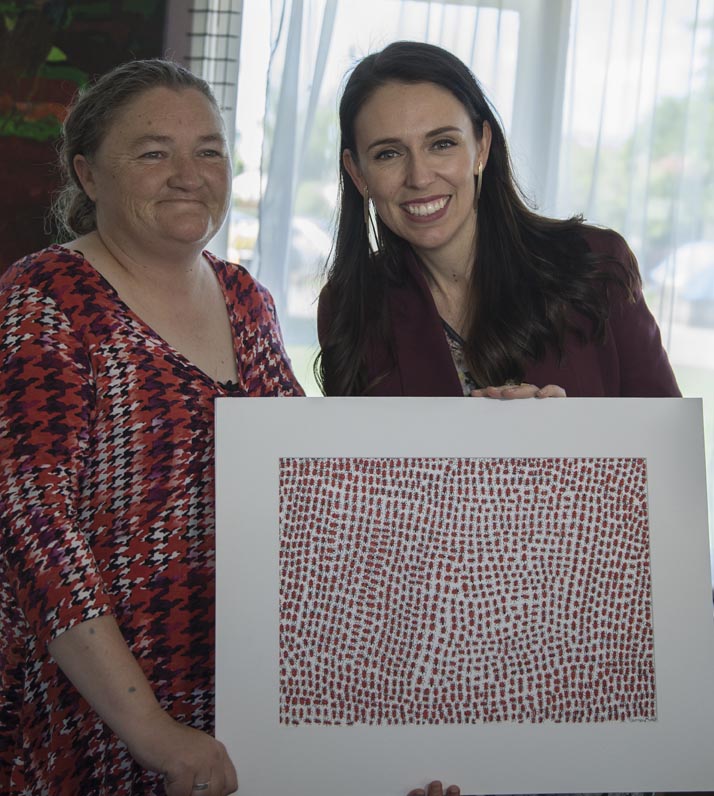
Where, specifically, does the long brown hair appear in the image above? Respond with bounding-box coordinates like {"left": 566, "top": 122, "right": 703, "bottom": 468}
{"left": 315, "top": 41, "right": 637, "bottom": 396}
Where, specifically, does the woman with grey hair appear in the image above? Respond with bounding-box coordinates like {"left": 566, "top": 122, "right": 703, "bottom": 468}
{"left": 0, "top": 59, "right": 302, "bottom": 795}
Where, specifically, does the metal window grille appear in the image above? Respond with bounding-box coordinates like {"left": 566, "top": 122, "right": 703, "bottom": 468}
{"left": 185, "top": 0, "right": 243, "bottom": 117}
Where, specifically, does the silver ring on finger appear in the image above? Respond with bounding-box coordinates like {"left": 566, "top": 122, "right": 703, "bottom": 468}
{"left": 193, "top": 784, "right": 210, "bottom": 792}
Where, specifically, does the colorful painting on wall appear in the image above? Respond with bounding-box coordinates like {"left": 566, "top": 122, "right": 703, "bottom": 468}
{"left": 0, "top": 1, "right": 166, "bottom": 272}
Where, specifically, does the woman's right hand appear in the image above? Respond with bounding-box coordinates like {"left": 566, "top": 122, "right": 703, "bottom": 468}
{"left": 126, "top": 707, "right": 238, "bottom": 795}
{"left": 48, "top": 615, "right": 238, "bottom": 796}
{"left": 407, "top": 781, "right": 461, "bottom": 796}
{"left": 471, "top": 382, "right": 566, "bottom": 399}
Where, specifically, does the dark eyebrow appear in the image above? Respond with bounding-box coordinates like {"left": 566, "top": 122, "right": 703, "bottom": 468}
{"left": 366, "top": 126, "right": 464, "bottom": 152}
{"left": 366, "top": 137, "right": 400, "bottom": 152}
{"left": 426, "top": 126, "right": 464, "bottom": 137}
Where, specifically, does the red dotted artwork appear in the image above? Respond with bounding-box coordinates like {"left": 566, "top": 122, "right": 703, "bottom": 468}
{"left": 278, "top": 457, "right": 655, "bottom": 725}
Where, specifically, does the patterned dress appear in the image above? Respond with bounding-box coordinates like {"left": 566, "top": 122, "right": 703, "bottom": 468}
{"left": 0, "top": 245, "right": 303, "bottom": 795}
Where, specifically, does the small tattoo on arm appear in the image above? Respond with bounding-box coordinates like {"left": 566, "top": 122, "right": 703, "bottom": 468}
{"left": 128, "top": 686, "right": 137, "bottom": 693}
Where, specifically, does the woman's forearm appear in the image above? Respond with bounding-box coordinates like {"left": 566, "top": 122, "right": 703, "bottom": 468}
{"left": 48, "top": 614, "right": 164, "bottom": 743}
{"left": 48, "top": 614, "right": 238, "bottom": 795}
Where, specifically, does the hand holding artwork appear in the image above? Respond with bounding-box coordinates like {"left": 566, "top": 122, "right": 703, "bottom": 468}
{"left": 471, "top": 383, "right": 567, "bottom": 399}
{"left": 407, "top": 780, "right": 461, "bottom": 796}
{"left": 124, "top": 710, "right": 237, "bottom": 796}
{"left": 48, "top": 615, "right": 238, "bottom": 796}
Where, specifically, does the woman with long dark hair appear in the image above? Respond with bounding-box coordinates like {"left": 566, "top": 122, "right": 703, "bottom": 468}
{"left": 316, "top": 41, "right": 679, "bottom": 400}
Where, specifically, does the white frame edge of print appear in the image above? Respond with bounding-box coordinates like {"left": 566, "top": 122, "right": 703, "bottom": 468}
{"left": 214, "top": 397, "right": 714, "bottom": 796}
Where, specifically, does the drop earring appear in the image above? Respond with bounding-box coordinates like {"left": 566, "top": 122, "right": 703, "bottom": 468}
{"left": 476, "top": 161, "right": 483, "bottom": 204}
{"left": 363, "top": 186, "right": 378, "bottom": 256}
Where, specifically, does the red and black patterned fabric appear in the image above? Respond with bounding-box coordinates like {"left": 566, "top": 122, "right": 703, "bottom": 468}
{"left": 0, "top": 245, "right": 303, "bottom": 794}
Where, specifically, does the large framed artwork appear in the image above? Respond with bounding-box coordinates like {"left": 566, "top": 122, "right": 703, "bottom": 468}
{"left": 215, "top": 398, "right": 714, "bottom": 795}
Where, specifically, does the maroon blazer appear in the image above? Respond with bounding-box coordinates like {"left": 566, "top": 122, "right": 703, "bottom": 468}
{"left": 317, "top": 227, "right": 681, "bottom": 398}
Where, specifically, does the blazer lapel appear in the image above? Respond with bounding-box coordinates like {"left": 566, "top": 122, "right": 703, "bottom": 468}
{"left": 387, "top": 251, "right": 464, "bottom": 396}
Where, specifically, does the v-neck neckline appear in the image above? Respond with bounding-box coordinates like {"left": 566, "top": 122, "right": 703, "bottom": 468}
{"left": 51, "top": 244, "right": 240, "bottom": 392}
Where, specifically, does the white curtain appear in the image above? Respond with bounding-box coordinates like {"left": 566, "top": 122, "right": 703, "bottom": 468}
{"left": 556, "top": 0, "right": 714, "bottom": 316}
{"left": 253, "top": 0, "right": 338, "bottom": 315}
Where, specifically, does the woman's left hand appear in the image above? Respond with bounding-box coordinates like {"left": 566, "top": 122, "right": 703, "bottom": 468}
{"left": 406, "top": 781, "right": 460, "bottom": 796}
{"left": 471, "top": 382, "right": 566, "bottom": 399}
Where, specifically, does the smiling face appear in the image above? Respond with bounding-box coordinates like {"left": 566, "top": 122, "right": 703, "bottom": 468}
{"left": 73, "top": 86, "right": 231, "bottom": 257}
{"left": 343, "top": 81, "right": 491, "bottom": 269}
